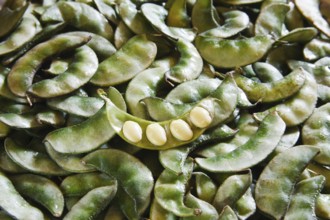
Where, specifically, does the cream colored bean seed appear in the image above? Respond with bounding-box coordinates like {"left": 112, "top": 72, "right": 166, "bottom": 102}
{"left": 170, "top": 119, "right": 193, "bottom": 141}
{"left": 189, "top": 106, "right": 212, "bottom": 128}
{"left": 146, "top": 123, "right": 167, "bottom": 146}
{"left": 122, "top": 121, "right": 142, "bottom": 143}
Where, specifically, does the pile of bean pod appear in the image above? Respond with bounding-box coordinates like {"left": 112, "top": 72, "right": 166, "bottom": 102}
{"left": 1, "top": 0, "right": 330, "bottom": 219}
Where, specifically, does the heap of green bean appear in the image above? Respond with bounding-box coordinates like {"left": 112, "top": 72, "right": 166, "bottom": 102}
{"left": 0, "top": 0, "right": 330, "bottom": 219}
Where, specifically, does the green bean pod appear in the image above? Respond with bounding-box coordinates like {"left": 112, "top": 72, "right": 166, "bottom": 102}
{"left": 63, "top": 186, "right": 117, "bottom": 220}
{"left": 10, "top": 174, "right": 65, "bottom": 217}
{"left": 196, "top": 112, "right": 285, "bottom": 172}
{"left": 218, "top": 205, "right": 238, "bottom": 220}
{"left": 255, "top": 145, "right": 320, "bottom": 220}
{"left": 195, "top": 35, "right": 274, "bottom": 69}
{"left": 90, "top": 34, "right": 157, "bottom": 86}
{"left": 41, "top": 1, "right": 113, "bottom": 40}
{"left": 191, "top": 0, "right": 220, "bottom": 33}
{"left": 141, "top": 3, "right": 196, "bottom": 42}
{"left": 150, "top": 199, "right": 177, "bottom": 220}
{"left": 165, "top": 38, "right": 203, "bottom": 84}
{"left": 114, "top": 21, "right": 135, "bottom": 49}
{"left": 284, "top": 175, "right": 325, "bottom": 220}
{"left": 316, "top": 194, "right": 330, "bottom": 219}
{"left": 0, "top": 170, "right": 44, "bottom": 220}
{"left": 101, "top": 88, "right": 216, "bottom": 150}
{"left": 28, "top": 45, "right": 98, "bottom": 98}
{"left": 7, "top": 34, "right": 90, "bottom": 97}
{"left": 233, "top": 67, "right": 306, "bottom": 103}
{"left": 200, "top": 10, "right": 250, "bottom": 38}
{"left": 166, "top": 0, "right": 190, "bottom": 28}
{"left": 0, "top": 15, "right": 41, "bottom": 56}
{"left": 234, "top": 188, "right": 256, "bottom": 220}
{"left": 82, "top": 149, "right": 154, "bottom": 220}
{"left": 60, "top": 172, "right": 117, "bottom": 197}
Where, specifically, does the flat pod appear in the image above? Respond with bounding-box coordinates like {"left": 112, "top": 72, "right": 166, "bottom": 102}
{"left": 159, "top": 145, "right": 192, "bottom": 175}
{"left": 10, "top": 174, "right": 64, "bottom": 217}
{"left": 7, "top": 34, "right": 89, "bottom": 97}
{"left": 114, "top": 21, "right": 135, "bottom": 49}
{"left": 191, "top": 0, "right": 220, "bottom": 33}
{"left": 304, "top": 38, "right": 330, "bottom": 61}
{"left": 0, "top": 171, "right": 44, "bottom": 220}
{"left": 302, "top": 103, "right": 330, "bottom": 165}
{"left": 284, "top": 175, "right": 325, "bottom": 220}
{"left": 82, "top": 149, "right": 154, "bottom": 219}
{"left": 47, "top": 96, "right": 104, "bottom": 118}
{"left": 196, "top": 112, "right": 286, "bottom": 172}
{"left": 277, "top": 27, "right": 319, "bottom": 44}
{"left": 0, "top": 71, "right": 28, "bottom": 103}
{"left": 4, "top": 138, "right": 69, "bottom": 176}
{"left": 154, "top": 159, "right": 201, "bottom": 217}
{"left": 255, "top": 145, "right": 320, "bottom": 220}
{"left": 254, "top": 70, "right": 318, "bottom": 127}
{"left": 165, "top": 78, "right": 221, "bottom": 104}
{"left": 212, "top": 171, "right": 252, "bottom": 212}
{"left": 315, "top": 194, "right": 330, "bottom": 219}
{"left": 60, "top": 172, "right": 117, "bottom": 197}
{"left": 149, "top": 199, "right": 177, "bottom": 220}
{"left": 27, "top": 45, "right": 98, "bottom": 98}
{"left": 63, "top": 186, "right": 117, "bottom": 220}
{"left": 218, "top": 205, "right": 238, "bottom": 220}
{"left": 94, "top": 0, "right": 118, "bottom": 25}
{"left": 90, "top": 34, "right": 157, "bottom": 86}
{"left": 194, "top": 172, "right": 217, "bottom": 203}
{"left": 233, "top": 68, "right": 306, "bottom": 103}
{"left": 295, "top": 0, "right": 330, "bottom": 37}
{"left": 0, "top": 112, "right": 43, "bottom": 129}
{"left": 234, "top": 188, "right": 256, "bottom": 219}
{"left": 195, "top": 35, "right": 274, "bottom": 69}
{"left": 255, "top": 3, "right": 290, "bottom": 39}
{"left": 125, "top": 67, "right": 166, "bottom": 119}
{"left": 45, "top": 143, "right": 95, "bottom": 173}
{"left": 166, "top": 0, "right": 190, "bottom": 28}
{"left": 41, "top": 1, "right": 113, "bottom": 40}
{"left": 252, "top": 62, "right": 284, "bottom": 82}
{"left": 200, "top": 10, "right": 250, "bottom": 38}
{"left": 141, "top": 3, "right": 196, "bottom": 42}
{"left": 165, "top": 38, "right": 203, "bottom": 84}
{"left": 102, "top": 89, "right": 215, "bottom": 150}
{"left": 0, "top": 15, "right": 41, "bottom": 56}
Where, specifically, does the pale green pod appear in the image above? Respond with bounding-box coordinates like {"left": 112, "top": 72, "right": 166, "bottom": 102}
{"left": 234, "top": 188, "right": 256, "bottom": 220}
{"left": 0, "top": 170, "right": 44, "bottom": 220}
{"left": 0, "top": 144, "right": 26, "bottom": 173}
{"left": 302, "top": 103, "right": 330, "bottom": 165}
{"left": 45, "top": 143, "right": 96, "bottom": 173}
{"left": 200, "top": 10, "right": 250, "bottom": 38}
{"left": 7, "top": 34, "right": 89, "bottom": 97}
{"left": 194, "top": 172, "right": 217, "bottom": 203}
{"left": 141, "top": 3, "right": 196, "bottom": 42}
{"left": 10, "top": 174, "right": 65, "bottom": 217}
{"left": 166, "top": 0, "right": 190, "bottom": 28}
{"left": 277, "top": 27, "right": 319, "bottom": 44}
{"left": 165, "top": 78, "right": 221, "bottom": 104}
{"left": 63, "top": 186, "right": 117, "bottom": 220}
{"left": 285, "top": 1, "right": 304, "bottom": 30}
{"left": 295, "top": 0, "right": 330, "bottom": 37}
{"left": 284, "top": 175, "right": 325, "bottom": 220}
{"left": 254, "top": 70, "right": 318, "bottom": 127}
{"left": 47, "top": 96, "right": 104, "bottom": 118}
{"left": 154, "top": 159, "right": 201, "bottom": 217}
{"left": 60, "top": 172, "right": 117, "bottom": 197}
{"left": 5, "top": 138, "right": 69, "bottom": 176}
{"left": 0, "top": 70, "right": 28, "bottom": 103}
{"left": 117, "top": 1, "right": 155, "bottom": 34}
{"left": 43, "top": 58, "right": 71, "bottom": 75}
{"left": 150, "top": 199, "right": 177, "bottom": 220}
{"left": 90, "top": 34, "right": 157, "bottom": 86}
{"left": 218, "top": 206, "right": 238, "bottom": 220}
{"left": 255, "top": 145, "right": 320, "bottom": 220}
{"left": 255, "top": 3, "right": 290, "bottom": 39}
{"left": 307, "top": 163, "right": 330, "bottom": 193}
{"left": 36, "top": 110, "right": 66, "bottom": 127}
{"left": 0, "top": 15, "right": 41, "bottom": 56}
{"left": 41, "top": 1, "right": 113, "bottom": 40}
{"left": 165, "top": 39, "right": 203, "bottom": 84}
{"left": 125, "top": 67, "right": 166, "bottom": 119}
{"left": 304, "top": 38, "right": 330, "bottom": 61}
{"left": 0, "top": 112, "right": 43, "bottom": 129}
{"left": 196, "top": 112, "right": 285, "bottom": 172}
{"left": 315, "top": 194, "right": 330, "bottom": 219}
{"left": 212, "top": 171, "right": 252, "bottom": 212}
{"left": 183, "top": 192, "right": 219, "bottom": 220}
{"left": 82, "top": 149, "right": 154, "bottom": 220}
{"left": 274, "top": 126, "right": 300, "bottom": 154}
{"left": 94, "top": 0, "right": 118, "bottom": 25}
{"left": 191, "top": 0, "right": 220, "bottom": 33}
{"left": 233, "top": 67, "right": 306, "bottom": 103}
{"left": 252, "top": 62, "right": 284, "bottom": 82}
{"left": 114, "top": 21, "right": 134, "bottom": 49}
{"left": 0, "top": 0, "right": 29, "bottom": 38}
{"left": 195, "top": 35, "right": 274, "bottom": 69}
